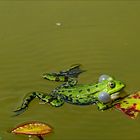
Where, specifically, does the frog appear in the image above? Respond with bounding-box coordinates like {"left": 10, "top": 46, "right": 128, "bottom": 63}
{"left": 14, "top": 64, "right": 125, "bottom": 116}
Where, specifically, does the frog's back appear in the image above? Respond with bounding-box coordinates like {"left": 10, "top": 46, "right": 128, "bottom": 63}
{"left": 58, "top": 84, "right": 91, "bottom": 95}
{"left": 56, "top": 84, "right": 98, "bottom": 105}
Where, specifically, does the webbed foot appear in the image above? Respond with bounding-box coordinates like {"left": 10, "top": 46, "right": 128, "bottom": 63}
{"left": 43, "top": 64, "right": 85, "bottom": 82}
{"left": 13, "top": 92, "right": 64, "bottom": 116}
{"left": 13, "top": 107, "right": 27, "bottom": 116}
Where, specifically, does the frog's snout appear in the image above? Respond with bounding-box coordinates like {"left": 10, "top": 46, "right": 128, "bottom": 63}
{"left": 117, "top": 81, "right": 125, "bottom": 89}
{"left": 121, "top": 82, "right": 125, "bottom": 89}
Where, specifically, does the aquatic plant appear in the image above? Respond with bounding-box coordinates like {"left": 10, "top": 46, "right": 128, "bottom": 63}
{"left": 11, "top": 121, "right": 52, "bottom": 140}
{"left": 115, "top": 91, "right": 140, "bottom": 119}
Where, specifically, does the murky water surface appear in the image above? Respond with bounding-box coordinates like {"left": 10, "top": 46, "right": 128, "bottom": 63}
{"left": 0, "top": 1, "right": 140, "bottom": 140}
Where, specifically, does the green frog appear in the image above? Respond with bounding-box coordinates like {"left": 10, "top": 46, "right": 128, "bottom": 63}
{"left": 14, "top": 64, "right": 125, "bottom": 115}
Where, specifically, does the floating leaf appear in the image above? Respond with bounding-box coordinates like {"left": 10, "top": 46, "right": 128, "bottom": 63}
{"left": 11, "top": 121, "right": 52, "bottom": 140}
{"left": 115, "top": 91, "right": 140, "bottom": 119}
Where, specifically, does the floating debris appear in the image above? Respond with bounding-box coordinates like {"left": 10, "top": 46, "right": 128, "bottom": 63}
{"left": 11, "top": 121, "right": 53, "bottom": 140}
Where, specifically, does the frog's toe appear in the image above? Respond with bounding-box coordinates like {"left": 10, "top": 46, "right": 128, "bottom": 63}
{"left": 13, "top": 108, "right": 27, "bottom": 116}
{"left": 69, "top": 64, "right": 86, "bottom": 76}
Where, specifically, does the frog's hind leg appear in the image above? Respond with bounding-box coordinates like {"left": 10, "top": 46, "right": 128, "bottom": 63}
{"left": 64, "top": 64, "right": 85, "bottom": 78}
{"left": 14, "top": 92, "right": 64, "bottom": 116}
{"left": 42, "top": 64, "right": 85, "bottom": 82}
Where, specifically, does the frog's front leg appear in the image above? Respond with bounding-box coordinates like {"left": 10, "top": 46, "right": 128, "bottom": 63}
{"left": 14, "top": 92, "right": 64, "bottom": 116}
{"left": 97, "top": 101, "right": 115, "bottom": 111}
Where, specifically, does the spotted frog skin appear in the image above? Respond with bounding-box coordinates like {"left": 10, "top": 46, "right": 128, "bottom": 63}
{"left": 14, "top": 65, "right": 125, "bottom": 115}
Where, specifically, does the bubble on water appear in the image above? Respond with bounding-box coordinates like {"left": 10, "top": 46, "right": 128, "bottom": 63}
{"left": 28, "top": 135, "right": 34, "bottom": 140}
{"left": 56, "top": 22, "right": 62, "bottom": 26}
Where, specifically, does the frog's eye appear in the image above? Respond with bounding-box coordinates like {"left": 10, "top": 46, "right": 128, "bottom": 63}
{"left": 98, "top": 74, "right": 111, "bottom": 82}
{"left": 108, "top": 81, "right": 116, "bottom": 88}
{"left": 98, "top": 92, "right": 111, "bottom": 103}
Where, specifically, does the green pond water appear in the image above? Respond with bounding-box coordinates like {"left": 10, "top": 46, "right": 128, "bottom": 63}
{"left": 0, "top": 1, "right": 140, "bottom": 140}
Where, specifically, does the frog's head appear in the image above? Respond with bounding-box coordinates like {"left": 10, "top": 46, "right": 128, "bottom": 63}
{"left": 97, "top": 75, "right": 125, "bottom": 104}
